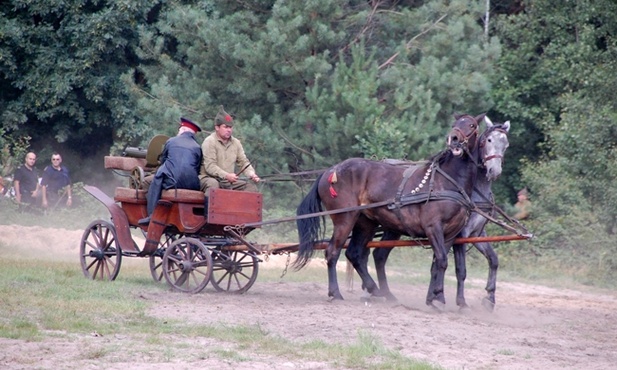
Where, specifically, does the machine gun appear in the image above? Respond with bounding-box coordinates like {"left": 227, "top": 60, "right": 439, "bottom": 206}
{"left": 123, "top": 146, "right": 147, "bottom": 159}
{"left": 105, "top": 135, "right": 170, "bottom": 189}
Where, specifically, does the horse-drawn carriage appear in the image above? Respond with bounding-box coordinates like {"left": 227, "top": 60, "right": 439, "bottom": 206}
{"left": 80, "top": 137, "right": 264, "bottom": 294}
{"left": 80, "top": 114, "right": 531, "bottom": 310}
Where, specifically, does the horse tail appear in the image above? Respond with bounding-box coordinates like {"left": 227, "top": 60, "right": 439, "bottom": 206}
{"left": 294, "top": 173, "right": 325, "bottom": 269}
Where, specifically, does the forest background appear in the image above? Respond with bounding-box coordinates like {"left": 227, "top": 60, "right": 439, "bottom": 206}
{"left": 1, "top": 0, "right": 616, "bottom": 285}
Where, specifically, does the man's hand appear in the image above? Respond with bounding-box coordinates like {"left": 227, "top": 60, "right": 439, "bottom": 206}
{"left": 225, "top": 173, "right": 239, "bottom": 183}
{"left": 250, "top": 174, "right": 260, "bottom": 183}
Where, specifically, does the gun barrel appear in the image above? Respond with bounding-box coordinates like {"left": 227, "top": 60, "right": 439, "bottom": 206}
{"left": 123, "top": 147, "right": 147, "bottom": 158}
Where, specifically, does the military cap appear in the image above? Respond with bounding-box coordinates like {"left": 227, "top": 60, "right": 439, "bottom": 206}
{"left": 214, "top": 105, "right": 234, "bottom": 127}
{"left": 179, "top": 117, "right": 202, "bottom": 132}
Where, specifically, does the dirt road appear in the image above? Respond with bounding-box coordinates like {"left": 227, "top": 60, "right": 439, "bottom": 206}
{"left": 1, "top": 224, "right": 616, "bottom": 369}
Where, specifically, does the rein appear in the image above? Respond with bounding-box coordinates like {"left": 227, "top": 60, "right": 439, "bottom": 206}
{"left": 470, "top": 184, "right": 531, "bottom": 237}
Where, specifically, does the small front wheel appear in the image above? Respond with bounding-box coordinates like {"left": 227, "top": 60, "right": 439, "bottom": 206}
{"left": 162, "top": 237, "right": 213, "bottom": 293}
{"left": 80, "top": 220, "right": 122, "bottom": 281}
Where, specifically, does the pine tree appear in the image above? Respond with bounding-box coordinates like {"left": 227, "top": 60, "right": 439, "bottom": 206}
{"left": 129, "top": 0, "right": 498, "bottom": 174}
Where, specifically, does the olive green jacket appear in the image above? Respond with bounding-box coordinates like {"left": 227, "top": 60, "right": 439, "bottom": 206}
{"left": 200, "top": 133, "right": 256, "bottom": 180}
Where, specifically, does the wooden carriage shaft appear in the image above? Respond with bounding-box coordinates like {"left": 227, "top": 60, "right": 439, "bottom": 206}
{"left": 246, "top": 234, "right": 530, "bottom": 254}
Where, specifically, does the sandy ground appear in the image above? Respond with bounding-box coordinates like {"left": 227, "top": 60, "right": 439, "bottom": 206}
{"left": 0, "top": 224, "right": 616, "bottom": 369}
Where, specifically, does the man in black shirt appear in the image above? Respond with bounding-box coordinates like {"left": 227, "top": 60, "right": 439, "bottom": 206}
{"left": 13, "top": 152, "right": 41, "bottom": 210}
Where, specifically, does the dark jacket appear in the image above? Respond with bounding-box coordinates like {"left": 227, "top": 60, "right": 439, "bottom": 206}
{"left": 146, "top": 131, "right": 202, "bottom": 216}
{"left": 156, "top": 132, "right": 202, "bottom": 190}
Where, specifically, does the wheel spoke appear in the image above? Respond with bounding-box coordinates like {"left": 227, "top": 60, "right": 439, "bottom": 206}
{"left": 175, "top": 271, "right": 190, "bottom": 286}
{"left": 92, "top": 261, "right": 101, "bottom": 279}
{"left": 166, "top": 253, "right": 184, "bottom": 264}
{"left": 212, "top": 271, "right": 230, "bottom": 286}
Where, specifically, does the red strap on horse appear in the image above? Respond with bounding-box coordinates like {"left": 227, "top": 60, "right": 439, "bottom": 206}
{"left": 328, "top": 172, "right": 338, "bottom": 198}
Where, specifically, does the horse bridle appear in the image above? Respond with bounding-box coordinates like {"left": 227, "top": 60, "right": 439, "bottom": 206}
{"left": 479, "top": 126, "right": 509, "bottom": 167}
{"left": 447, "top": 115, "right": 479, "bottom": 153}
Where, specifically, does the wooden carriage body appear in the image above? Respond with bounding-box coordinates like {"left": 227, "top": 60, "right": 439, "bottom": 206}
{"left": 88, "top": 155, "right": 262, "bottom": 256}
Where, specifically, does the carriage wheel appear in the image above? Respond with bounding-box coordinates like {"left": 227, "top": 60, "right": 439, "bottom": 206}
{"left": 210, "top": 249, "right": 259, "bottom": 293}
{"left": 80, "top": 220, "right": 122, "bottom": 281}
{"left": 162, "top": 237, "right": 213, "bottom": 293}
{"left": 149, "top": 233, "right": 178, "bottom": 283}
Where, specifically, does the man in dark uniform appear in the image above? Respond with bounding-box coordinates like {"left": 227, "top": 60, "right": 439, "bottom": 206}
{"left": 13, "top": 151, "right": 41, "bottom": 210}
{"left": 41, "top": 152, "right": 72, "bottom": 209}
{"left": 139, "top": 117, "right": 203, "bottom": 225}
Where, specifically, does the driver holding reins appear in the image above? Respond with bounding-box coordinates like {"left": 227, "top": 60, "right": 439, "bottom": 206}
{"left": 199, "top": 105, "right": 259, "bottom": 196}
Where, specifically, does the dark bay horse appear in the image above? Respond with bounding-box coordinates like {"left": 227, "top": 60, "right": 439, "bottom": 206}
{"left": 360, "top": 117, "right": 510, "bottom": 310}
{"left": 295, "top": 114, "right": 482, "bottom": 308}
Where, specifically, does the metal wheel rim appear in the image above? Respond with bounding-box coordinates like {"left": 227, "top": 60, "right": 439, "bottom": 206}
{"left": 162, "top": 237, "right": 213, "bottom": 293}
{"left": 79, "top": 219, "right": 122, "bottom": 281}
{"left": 210, "top": 249, "right": 259, "bottom": 294}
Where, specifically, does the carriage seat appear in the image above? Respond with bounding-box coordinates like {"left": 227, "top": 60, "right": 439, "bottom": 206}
{"left": 161, "top": 189, "right": 205, "bottom": 204}
{"left": 114, "top": 187, "right": 147, "bottom": 202}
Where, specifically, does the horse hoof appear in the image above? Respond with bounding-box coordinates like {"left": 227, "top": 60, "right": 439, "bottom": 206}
{"left": 429, "top": 300, "right": 446, "bottom": 312}
{"left": 458, "top": 305, "right": 472, "bottom": 314}
{"left": 385, "top": 294, "right": 399, "bottom": 303}
{"left": 481, "top": 297, "right": 495, "bottom": 312}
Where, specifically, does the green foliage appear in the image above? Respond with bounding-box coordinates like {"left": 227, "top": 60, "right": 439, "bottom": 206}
{"left": 128, "top": 0, "right": 498, "bottom": 175}
{"left": 491, "top": 0, "right": 617, "bottom": 196}
{"left": 0, "top": 0, "right": 161, "bottom": 180}
{"left": 491, "top": 0, "right": 617, "bottom": 281}
{"left": 0, "top": 128, "right": 31, "bottom": 177}
{"left": 353, "top": 118, "right": 409, "bottom": 160}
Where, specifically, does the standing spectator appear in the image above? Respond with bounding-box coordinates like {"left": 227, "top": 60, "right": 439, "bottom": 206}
{"left": 13, "top": 152, "right": 41, "bottom": 210}
{"left": 513, "top": 188, "right": 532, "bottom": 220}
{"left": 138, "top": 117, "right": 203, "bottom": 225}
{"left": 200, "top": 105, "right": 260, "bottom": 196}
{"left": 41, "top": 153, "right": 72, "bottom": 209}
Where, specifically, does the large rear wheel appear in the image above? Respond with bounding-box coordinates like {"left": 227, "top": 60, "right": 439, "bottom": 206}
{"left": 80, "top": 220, "right": 122, "bottom": 281}
{"left": 210, "top": 249, "right": 259, "bottom": 293}
{"left": 162, "top": 237, "right": 213, "bottom": 293}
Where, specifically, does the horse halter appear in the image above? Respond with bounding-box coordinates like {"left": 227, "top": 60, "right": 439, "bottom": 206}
{"left": 447, "top": 115, "right": 479, "bottom": 154}
{"left": 479, "top": 126, "right": 509, "bottom": 167}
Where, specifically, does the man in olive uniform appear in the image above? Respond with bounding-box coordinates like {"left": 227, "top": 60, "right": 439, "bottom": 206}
{"left": 199, "top": 105, "right": 260, "bottom": 196}
{"left": 514, "top": 188, "right": 531, "bottom": 220}
{"left": 139, "top": 117, "right": 203, "bottom": 225}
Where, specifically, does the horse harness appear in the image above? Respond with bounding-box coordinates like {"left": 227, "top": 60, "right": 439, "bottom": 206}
{"left": 386, "top": 154, "right": 475, "bottom": 239}
{"left": 385, "top": 123, "right": 522, "bottom": 238}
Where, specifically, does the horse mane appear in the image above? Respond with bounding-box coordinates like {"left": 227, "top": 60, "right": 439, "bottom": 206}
{"left": 479, "top": 122, "right": 508, "bottom": 141}
{"left": 427, "top": 149, "right": 451, "bottom": 164}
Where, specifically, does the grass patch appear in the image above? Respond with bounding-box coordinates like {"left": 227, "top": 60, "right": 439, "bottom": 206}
{"left": 0, "top": 254, "right": 440, "bottom": 369}
{"left": 496, "top": 349, "right": 515, "bottom": 356}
